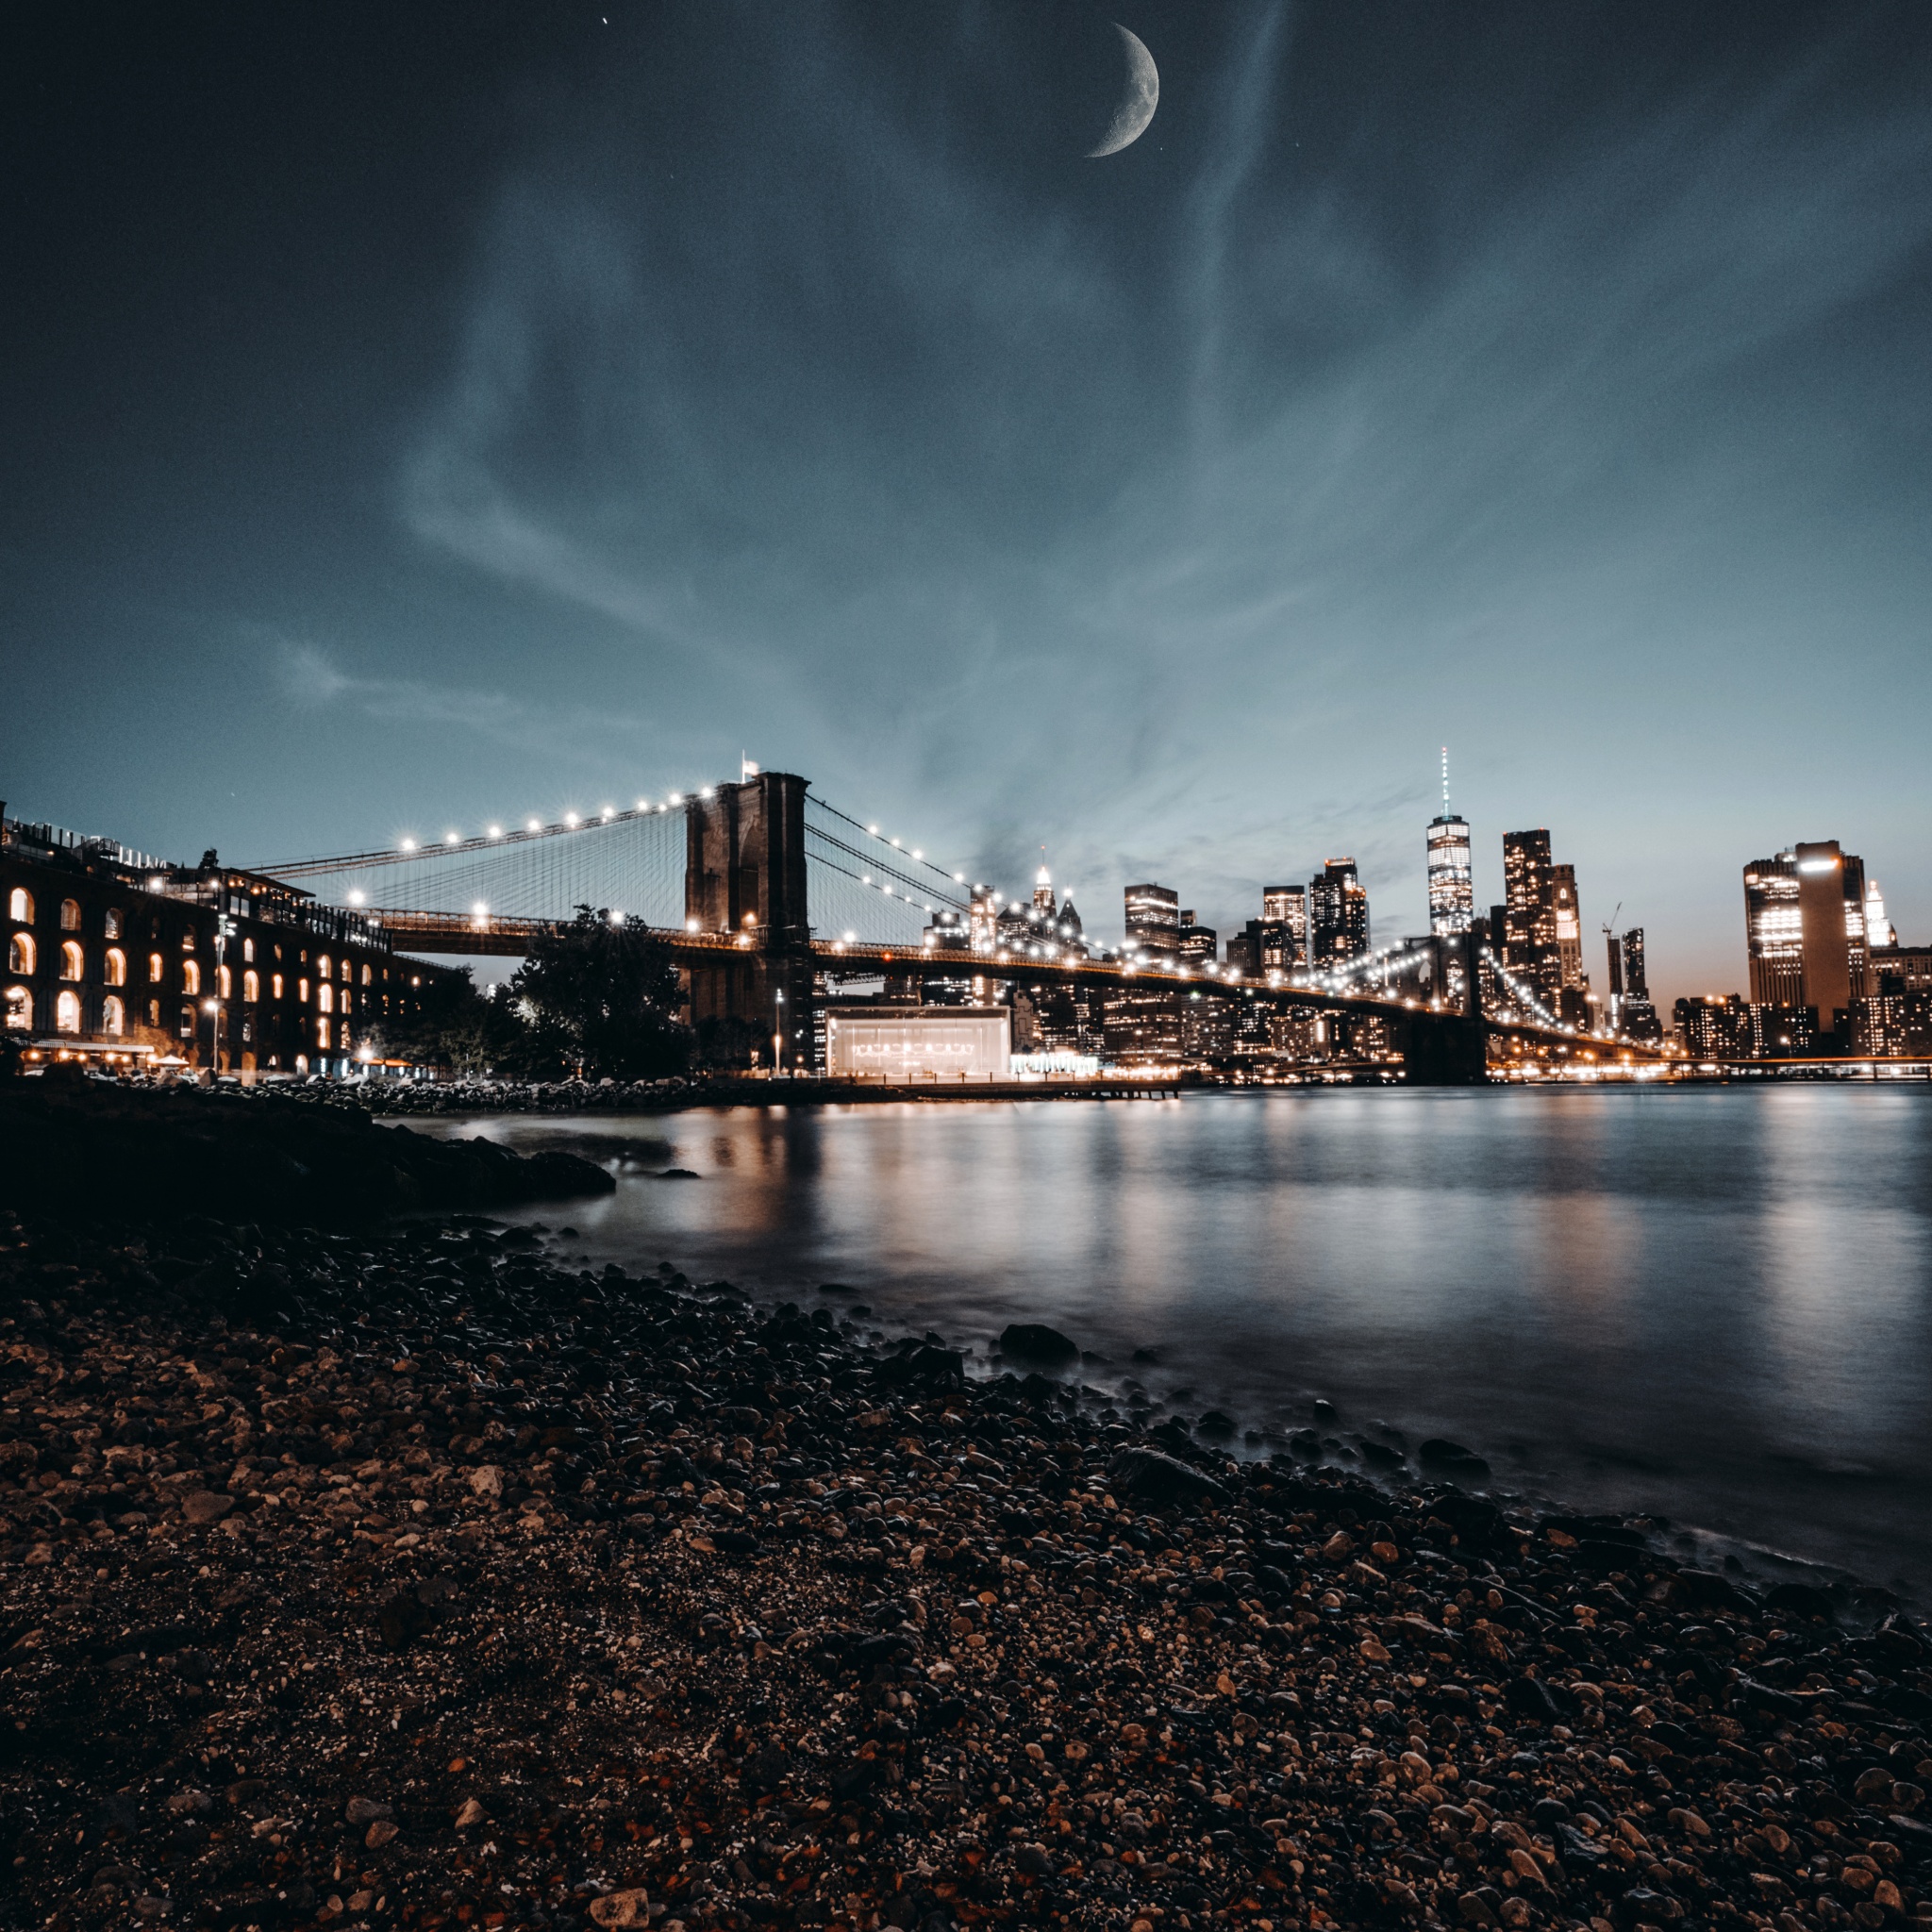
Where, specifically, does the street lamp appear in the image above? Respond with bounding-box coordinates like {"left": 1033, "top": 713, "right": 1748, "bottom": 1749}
{"left": 773, "top": 987, "right": 785, "bottom": 1078}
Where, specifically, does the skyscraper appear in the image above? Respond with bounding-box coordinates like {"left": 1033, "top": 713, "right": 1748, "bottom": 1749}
{"left": 1618, "top": 928, "right": 1660, "bottom": 1041}
{"left": 1308, "top": 858, "right": 1369, "bottom": 965}
{"left": 1124, "top": 882, "right": 1181, "bottom": 958}
{"left": 1426, "top": 751, "right": 1474, "bottom": 936}
{"left": 1502, "top": 830, "right": 1561, "bottom": 1008}
{"left": 1744, "top": 841, "right": 1869, "bottom": 1041}
{"left": 1257, "top": 885, "right": 1306, "bottom": 972}
{"left": 1551, "top": 863, "right": 1585, "bottom": 990}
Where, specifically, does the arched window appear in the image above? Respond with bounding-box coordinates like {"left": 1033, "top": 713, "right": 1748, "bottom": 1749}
{"left": 340, "top": 988, "right": 353, "bottom": 1014}
{"left": 298, "top": 977, "right": 309, "bottom": 1004}
{"left": 272, "top": 974, "right": 284, "bottom": 1000}
{"left": 217, "top": 963, "right": 232, "bottom": 998}
{"left": 148, "top": 952, "right": 164, "bottom": 983}
{"left": 242, "top": 937, "right": 254, "bottom": 963}
{"left": 104, "top": 949, "right": 126, "bottom": 986}
{"left": 243, "top": 970, "right": 259, "bottom": 1003}
{"left": 294, "top": 1054, "right": 309, "bottom": 1074}
{"left": 339, "top": 1024, "right": 352, "bottom": 1053}
{"left": 3, "top": 987, "right": 28, "bottom": 1030}
{"left": 104, "top": 908, "right": 123, "bottom": 941}
{"left": 60, "top": 941, "right": 84, "bottom": 981}
{"left": 178, "top": 1004, "right": 194, "bottom": 1038}
{"left": 59, "top": 899, "right": 81, "bottom": 932}
{"left": 103, "top": 996, "right": 125, "bottom": 1036}
{"left": 56, "top": 990, "right": 81, "bottom": 1034}
{"left": 8, "top": 933, "right": 33, "bottom": 976}
{"left": 317, "top": 1016, "right": 331, "bottom": 1050}
{"left": 147, "top": 999, "right": 161, "bottom": 1027}
{"left": 361, "top": 963, "right": 372, "bottom": 986}
{"left": 180, "top": 928, "right": 194, "bottom": 952}
{"left": 318, "top": 983, "right": 334, "bottom": 1014}
{"left": 7, "top": 888, "right": 30, "bottom": 923}
{"left": 182, "top": 958, "right": 201, "bottom": 995}
{"left": 317, "top": 955, "right": 332, "bottom": 981}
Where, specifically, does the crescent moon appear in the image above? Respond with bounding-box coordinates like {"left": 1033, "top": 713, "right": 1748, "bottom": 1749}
{"left": 1088, "top": 23, "right": 1158, "bottom": 158}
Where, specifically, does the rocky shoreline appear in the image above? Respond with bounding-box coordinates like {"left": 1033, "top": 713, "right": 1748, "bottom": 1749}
{"left": 4, "top": 1195, "right": 1932, "bottom": 1932}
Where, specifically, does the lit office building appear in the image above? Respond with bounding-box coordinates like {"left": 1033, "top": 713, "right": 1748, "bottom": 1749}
{"left": 1124, "top": 882, "right": 1181, "bottom": 958}
{"left": 1308, "top": 858, "right": 1370, "bottom": 965}
{"left": 1177, "top": 911, "right": 1217, "bottom": 964}
{"left": 1552, "top": 864, "right": 1585, "bottom": 990}
{"left": 1502, "top": 830, "right": 1561, "bottom": 1008}
{"left": 1426, "top": 815, "right": 1474, "bottom": 935}
{"left": 1262, "top": 885, "right": 1307, "bottom": 958}
{"left": 1743, "top": 841, "right": 1869, "bottom": 1041}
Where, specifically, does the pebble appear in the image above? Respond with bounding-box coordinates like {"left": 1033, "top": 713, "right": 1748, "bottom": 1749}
{"left": 1, "top": 1195, "right": 1929, "bottom": 1932}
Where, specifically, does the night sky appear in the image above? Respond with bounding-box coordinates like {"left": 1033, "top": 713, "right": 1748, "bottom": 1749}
{"left": 6, "top": 2, "right": 1931, "bottom": 1004}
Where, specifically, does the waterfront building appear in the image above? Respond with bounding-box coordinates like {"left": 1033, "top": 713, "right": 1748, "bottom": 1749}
{"left": 1308, "top": 858, "right": 1369, "bottom": 965}
{"left": 1124, "top": 882, "right": 1180, "bottom": 958}
{"left": 2, "top": 809, "right": 444, "bottom": 1074}
{"left": 1743, "top": 841, "right": 1870, "bottom": 1041}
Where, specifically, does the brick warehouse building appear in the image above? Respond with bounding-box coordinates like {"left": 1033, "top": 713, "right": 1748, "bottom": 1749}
{"left": 2, "top": 807, "right": 449, "bottom": 1074}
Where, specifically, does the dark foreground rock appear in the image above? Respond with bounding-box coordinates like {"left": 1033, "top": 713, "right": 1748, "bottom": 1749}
{"left": 0, "top": 1081, "right": 612, "bottom": 1224}
{"left": 2, "top": 1204, "right": 1931, "bottom": 1932}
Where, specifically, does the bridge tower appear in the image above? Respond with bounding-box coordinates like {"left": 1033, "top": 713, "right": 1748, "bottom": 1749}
{"left": 1402, "top": 929, "right": 1488, "bottom": 1085}
{"left": 682, "top": 771, "right": 816, "bottom": 1067}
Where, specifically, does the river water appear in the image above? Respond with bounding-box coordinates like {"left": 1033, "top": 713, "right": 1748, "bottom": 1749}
{"left": 411, "top": 1087, "right": 1932, "bottom": 1599}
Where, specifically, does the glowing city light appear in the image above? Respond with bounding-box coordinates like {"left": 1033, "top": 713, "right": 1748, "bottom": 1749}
{"left": 564, "top": 811, "right": 579, "bottom": 827}
{"left": 527, "top": 818, "right": 541, "bottom": 831}
{"left": 487, "top": 824, "right": 503, "bottom": 839}
{"left": 398, "top": 837, "right": 417, "bottom": 853}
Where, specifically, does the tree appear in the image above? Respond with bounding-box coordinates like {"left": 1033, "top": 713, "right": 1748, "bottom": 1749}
{"left": 508, "top": 908, "right": 692, "bottom": 1081}
{"left": 358, "top": 968, "right": 536, "bottom": 1076}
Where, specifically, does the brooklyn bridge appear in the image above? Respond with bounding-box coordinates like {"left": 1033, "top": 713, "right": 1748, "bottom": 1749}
{"left": 250, "top": 770, "right": 1661, "bottom": 1084}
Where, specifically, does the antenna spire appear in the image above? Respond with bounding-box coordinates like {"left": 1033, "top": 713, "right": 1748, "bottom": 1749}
{"left": 1441, "top": 746, "right": 1451, "bottom": 812}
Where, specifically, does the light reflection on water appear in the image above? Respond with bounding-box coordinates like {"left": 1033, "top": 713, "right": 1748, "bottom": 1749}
{"left": 409, "top": 1087, "right": 1932, "bottom": 1596}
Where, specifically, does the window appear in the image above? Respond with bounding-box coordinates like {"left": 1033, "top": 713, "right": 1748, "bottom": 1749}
{"left": 361, "top": 964, "right": 372, "bottom": 986}
{"left": 3, "top": 987, "right": 28, "bottom": 1030}
{"left": 272, "top": 974, "right": 284, "bottom": 1000}
{"left": 179, "top": 1004, "right": 194, "bottom": 1038}
{"left": 8, "top": 933, "right": 33, "bottom": 976}
{"left": 242, "top": 1019, "right": 254, "bottom": 1043}
{"left": 339, "top": 1024, "right": 352, "bottom": 1052}
{"left": 59, "top": 899, "right": 81, "bottom": 932}
{"left": 243, "top": 970, "right": 259, "bottom": 1003}
{"left": 317, "top": 1016, "right": 331, "bottom": 1050}
{"left": 181, "top": 928, "right": 195, "bottom": 952}
{"left": 60, "top": 941, "right": 83, "bottom": 981}
{"left": 318, "top": 983, "right": 334, "bottom": 1014}
{"left": 242, "top": 938, "right": 254, "bottom": 963}
{"left": 317, "top": 955, "right": 332, "bottom": 981}
{"left": 103, "top": 995, "right": 125, "bottom": 1036}
{"left": 218, "top": 963, "right": 232, "bottom": 998}
{"left": 294, "top": 1054, "right": 308, "bottom": 1074}
{"left": 56, "top": 990, "right": 81, "bottom": 1034}
{"left": 340, "top": 988, "right": 353, "bottom": 1014}
{"left": 148, "top": 952, "right": 164, "bottom": 983}
{"left": 104, "top": 948, "right": 126, "bottom": 986}
{"left": 182, "top": 958, "right": 201, "bottom": 995}
{"left": 298, "top": 978, "right": 309, "bottom": 1004}
{"left": 104, "top": 908, "right": 123, "bottom": 941}
{"left": 7, "top": 888, "right": 30, "bottom": 923}
{"left": 147, "top": 999, "right": 161, "bottom": 1026}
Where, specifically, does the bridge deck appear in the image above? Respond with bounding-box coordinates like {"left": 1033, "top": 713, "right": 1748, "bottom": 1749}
{"left": 374, "top": 908, "right": 1659, "bottom": 1060}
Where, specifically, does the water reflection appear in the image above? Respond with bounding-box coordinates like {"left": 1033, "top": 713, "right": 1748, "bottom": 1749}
{"left": 413, "top": 1087, "right": 1932, "bottom": 1595}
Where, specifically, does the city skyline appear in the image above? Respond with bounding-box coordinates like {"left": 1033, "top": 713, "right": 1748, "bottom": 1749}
{"left": 5, "top": 4, "right": 1932, "bottom": 1011}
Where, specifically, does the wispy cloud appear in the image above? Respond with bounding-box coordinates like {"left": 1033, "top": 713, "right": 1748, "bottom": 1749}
{"left": 392, "top": 3, "right": 1932, "bottom": 968}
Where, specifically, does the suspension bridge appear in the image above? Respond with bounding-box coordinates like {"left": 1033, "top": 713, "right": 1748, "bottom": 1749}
{"left": 251, "top": 771, "right": 1660, "bottom": 1081}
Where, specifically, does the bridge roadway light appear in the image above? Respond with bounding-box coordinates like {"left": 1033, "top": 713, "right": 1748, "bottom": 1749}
{"left": 488, "top": 824, "right": 503, "bottom": 840}
{"left": 347, "top": 889, "right": 366, "bottom": 907}
{"left": 601, "top": 807, "right": 615, "bottom": 820}
{"left": 527, "top": 818, "right": 541, "bottom": 831}
{"left": 564, "top": 811, "right": 579, "bottom": 827}
{"left": 444, "top": 831, "right": 461, "bottom": 846}
{"left": 669, "top": 792, "right": 683, "bottom": 807}
{"left": 399, "top": 837, "right": 417, "bottom": 853}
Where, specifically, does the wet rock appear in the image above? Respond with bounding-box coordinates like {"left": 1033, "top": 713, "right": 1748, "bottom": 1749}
{"left": 180, "top": 1491, "right": 234, "bottom": 1525}
{"left": 1107, "top": 1446, "right": 1226, "bottom": 1508}
{"left": 998, "top": 1323, "right": 1078, "bottom": 1366}
{"left": 1419, "top": 1438, "right": 1491, "bottom": 1478}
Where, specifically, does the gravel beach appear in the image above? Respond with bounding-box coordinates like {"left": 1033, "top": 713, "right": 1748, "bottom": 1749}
{"left": 3, "top": 1171, "right": 1931, "bottom": 1932}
